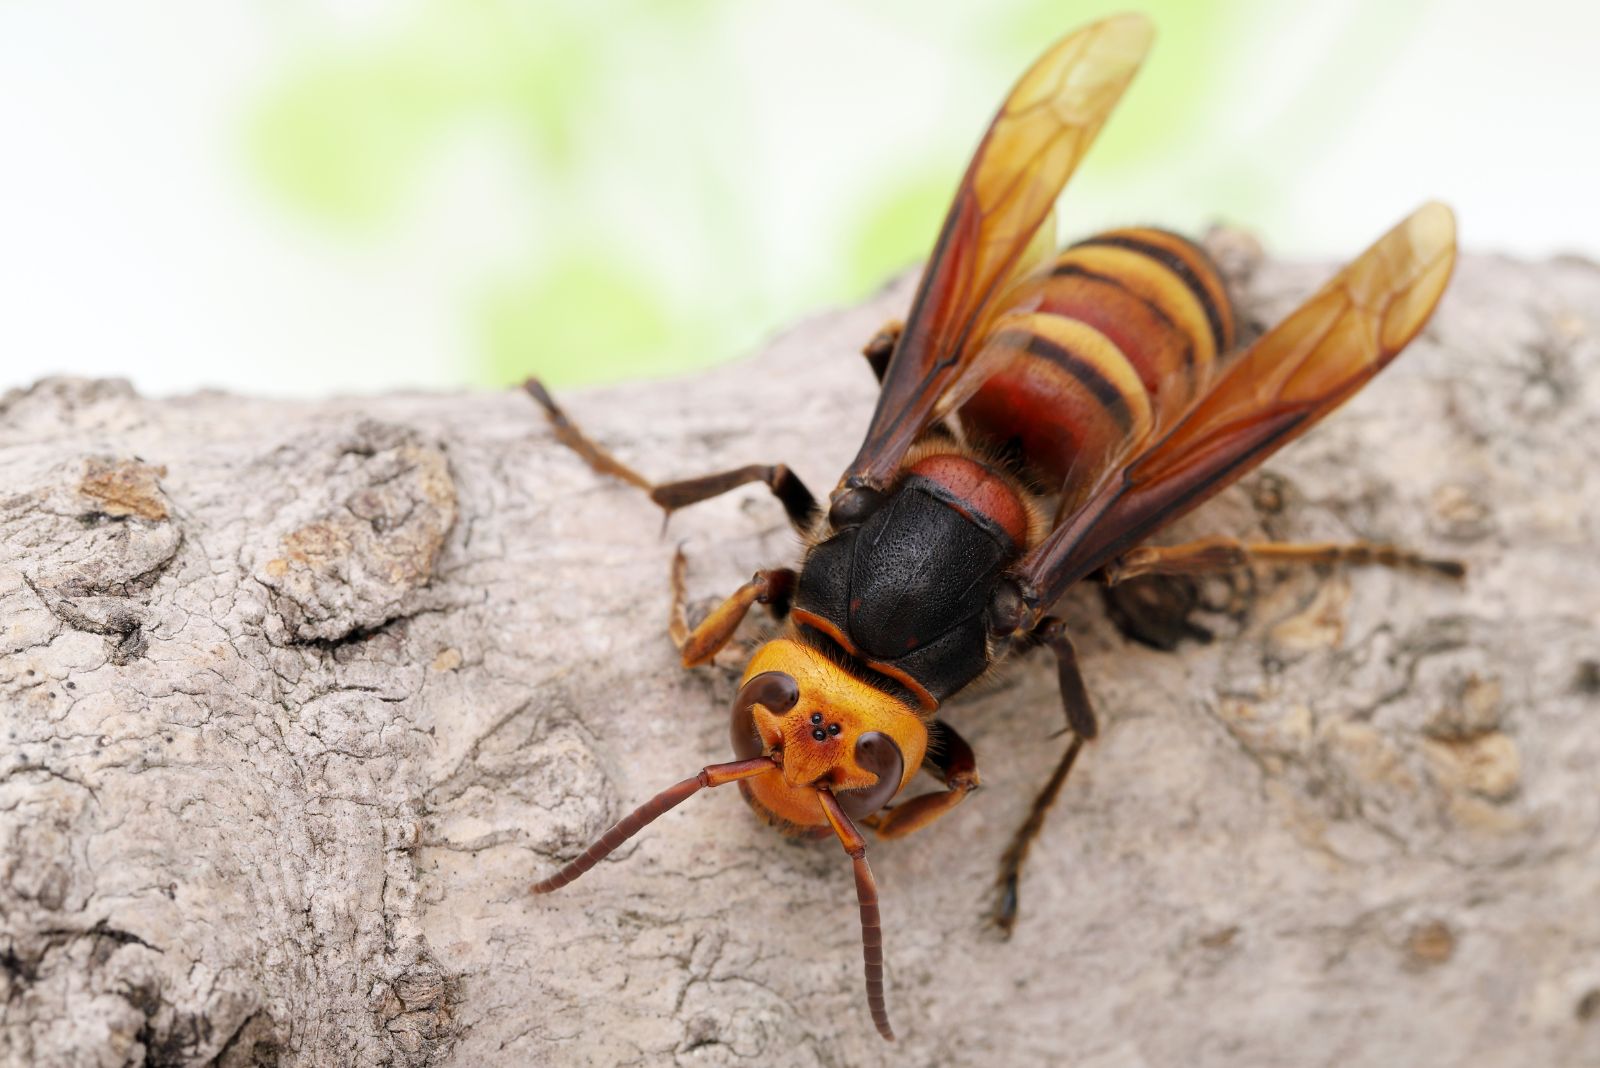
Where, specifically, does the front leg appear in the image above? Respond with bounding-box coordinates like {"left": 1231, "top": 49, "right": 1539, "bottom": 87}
{"left": 864, "top": 719, "right": 980, "bottom": 839}
{"left": 525, "top": 379, "right": 820, "bottom": 533}
{"left": 669, "top": 547, "right": 795, "bottom": 668}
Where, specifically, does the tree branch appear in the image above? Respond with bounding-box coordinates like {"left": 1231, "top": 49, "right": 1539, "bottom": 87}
{"left": 2, "top": 244, "right": 1598, "bottom": 1066}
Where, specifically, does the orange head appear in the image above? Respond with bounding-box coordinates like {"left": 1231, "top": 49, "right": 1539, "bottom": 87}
{"left": 729, "top": 639, "right": 928, "bottom": 832}
{"left": 530, "top": 636, "right": 927, "bottom": 1041}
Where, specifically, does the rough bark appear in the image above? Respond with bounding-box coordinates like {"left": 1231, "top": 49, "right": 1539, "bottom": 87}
{"left": 2, "top": 241, "right": 1598, "bottom": 1068}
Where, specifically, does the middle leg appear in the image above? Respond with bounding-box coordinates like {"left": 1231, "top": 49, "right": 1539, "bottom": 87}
{"left": 992, "top": 616, "right": 1097, "bottom": 938}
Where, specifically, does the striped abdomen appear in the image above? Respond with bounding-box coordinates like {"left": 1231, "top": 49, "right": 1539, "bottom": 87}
{"left": 960, "top": 227, "right": 1236, "bottom": 501}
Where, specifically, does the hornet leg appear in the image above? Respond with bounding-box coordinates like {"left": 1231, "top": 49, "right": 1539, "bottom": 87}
{"left": 1104, "top": 535, "right": 1464, "bottom": 585}
{"left": 864, "top": 719, "right": 980, "bottom": 839}
{"left": 993, "top": 616, "right": 1097, "bottom": 938}
{"left": 525, "top": 378, "right": 820, "bottom": 532}
{"left": 861, "top": 319, "right": 903, "bottom": 383}
{"left": 669, "top": 547, "right": 796, "bottom": 668}
{"left": 860, "top": 319, "right": 960, "bottom": 442}
{"left": 1099, "top": 573, "right": 1215, "bottom": 652}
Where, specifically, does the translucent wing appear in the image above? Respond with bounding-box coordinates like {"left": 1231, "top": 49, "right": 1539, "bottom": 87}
{"left": 839, "top": 14, "right": 1154, "bottom": 493}
{"left": 1019, "top": 202, "right": 1458, "bottom": 609}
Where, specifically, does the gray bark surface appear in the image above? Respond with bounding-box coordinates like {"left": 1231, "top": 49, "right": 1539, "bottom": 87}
{"left": 2, "top": 244, "right": 1598, "bottom": 1067}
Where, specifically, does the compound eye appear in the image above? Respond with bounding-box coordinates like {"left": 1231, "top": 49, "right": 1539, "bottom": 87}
{"left": 836, "top": 732, "right": 905, "bottom": 819}
{"left": 729, "top": 671, "right": 799, "bottom": 760}
{"left": 738, "top": 672, "right": 799, "bottom": 716}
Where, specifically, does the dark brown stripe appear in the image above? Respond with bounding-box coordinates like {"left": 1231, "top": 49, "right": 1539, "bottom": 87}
{"left": 995, "top": 328, "right": 1133, "bottom": 434}
{"left": 1049, "top": 262, "right": 1196, "bottom": 379}
{"left": 792, "top": 614, "right": 930, "bottom": 711}
{"left": 1072, "top": 233, "right": 1227, "bottom": 357}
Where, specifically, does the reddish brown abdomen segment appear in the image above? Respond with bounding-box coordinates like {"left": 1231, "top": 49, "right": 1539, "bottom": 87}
{"left": 961, "top": 227, "right": 1236, "bottom": 493}
{"left": 907, "top": 453, "right": 1031, "bottom": 547}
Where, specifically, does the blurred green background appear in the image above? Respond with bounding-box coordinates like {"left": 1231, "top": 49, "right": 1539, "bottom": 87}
{"left": 2, "top": 1, "right": 1594, "bottom": 397}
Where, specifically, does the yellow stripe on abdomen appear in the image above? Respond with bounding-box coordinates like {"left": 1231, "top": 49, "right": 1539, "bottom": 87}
{"left": 1051, "top": 243, "right": 1221, "bottom": 401}
{"left": 960, "top": 227, "right": 1236, "bottom": 499}
{"left": 961, "top": 312, "right": 1153, "bottom": 497}
{"left": 1077, "top": 227, "right": 1234, "bottom": 351}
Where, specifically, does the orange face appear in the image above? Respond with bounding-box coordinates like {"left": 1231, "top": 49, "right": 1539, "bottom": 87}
{"left": 734, "top": 639, "right": 929, "bottom": 830}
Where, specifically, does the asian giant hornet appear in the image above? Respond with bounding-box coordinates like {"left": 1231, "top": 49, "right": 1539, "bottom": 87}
{"left": 524, "top": 13, "right": 1460, "bottom": 1041}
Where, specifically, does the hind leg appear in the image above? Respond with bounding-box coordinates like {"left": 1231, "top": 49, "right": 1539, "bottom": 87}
{"left": 861, "top": 320, "right": 902, "bottom": 383}
{"left": 1099, "top": 573, "right": 1215, "bottom": 651}
{"left": 1100, "top": 536, "right": 1463, "bottom": 650}
{"left": 1105, "top": 535, "right": 1464, "bottom": 584}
